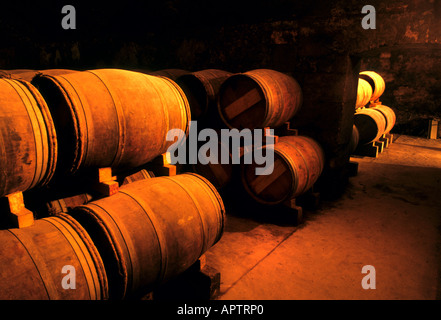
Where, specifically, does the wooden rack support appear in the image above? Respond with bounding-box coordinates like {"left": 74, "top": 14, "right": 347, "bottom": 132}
{"left": 2, "top": 192, "right": 34, "bottom": 228}
{"left": 89, "top": 167, "right": 119, "bottom": 197}
{"left": 282, "top": 198, "right": 304, "bottom": 226}
{"left": 373, "top": 140, "right": 385, "bottom": 153}
{"left": 145, "top": 152, "right": 177, "bottom": 177}
{"left": 275, "top": 121, "right": 299, "bottom": 137}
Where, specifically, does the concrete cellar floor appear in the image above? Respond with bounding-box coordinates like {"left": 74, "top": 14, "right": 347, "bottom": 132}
{"left": 204, "top": 134, "right": 441, "bottom": 300}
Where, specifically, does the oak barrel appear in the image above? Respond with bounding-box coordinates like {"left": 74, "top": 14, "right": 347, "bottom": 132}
{"left": 0, "top": 213, "right": 108, "bottom": 300}
{"left": 0, "top": 78, "right": 57, "bottom": 197}
{"left": 217, "top": 69, "right": 302, "bottom": 129}
{"left": 70, "top": 173, "right": 225, "bottom": 299}
{"left": 32, "top": 68, "right": 190, "bottom": 176}
{"left": 371, "top": 105, "right": 396, "bottom": 134}
{"left": 190, "top": 139, "right": 234, "bottom": 189}
{"left": 356, "top": 78, "right": 373, "bottom": 109}
{"left": 241, "top": 135, "right": 325, "bottom": 205}
{"left": 359, "top": 71, "right": 385, "bottom": 102}
{"left": 176, "top": 69, "right": 232, "bottom": 121}
{"left": 354, "top": 108, "right": 386, "bottom": 144}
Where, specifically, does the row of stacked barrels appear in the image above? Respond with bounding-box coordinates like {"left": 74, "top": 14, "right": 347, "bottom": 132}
{"left": 0, "top": 68, "right": 225, "bottom": 300}
{"left": 0, "top": 66, "right": 325, "bottom": 299}
{"left": 173, "top": 68, "right": 325, "bottom": 206}
{"left": 351, "top": 71, "right": 396, "bottom": 151}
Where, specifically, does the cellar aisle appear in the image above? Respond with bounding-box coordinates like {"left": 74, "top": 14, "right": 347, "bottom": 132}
{"left": 204, "top": 134, "right": 441, "bottom": 300}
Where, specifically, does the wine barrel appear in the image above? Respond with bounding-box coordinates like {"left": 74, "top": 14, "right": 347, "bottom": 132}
{"left": 359, "top": 71, "right": 385, "bottom": 102}
{"left": 371, "top": 105, "right": 396, "bottom": 134}
{"left": 176, "top": 69, "right": 232, "bottom": 121}
{"left": 241, "top": 135, "right": 325, "bottom": 205}
{"left": 356, "top": 78, "right": 373, "bottom": 109}
{"left": 217, "top": 69, "right": 303, "bottom": 130}
{"left": 70, "top": 173, "right": 225, "bottom": 299}
{"left": 0, "top": 213, "right": 108, "bottom": 300}
{"left": 32, "top": 69, "right": 190, "bottom": 176}
{"left": 190, "top": 140, "right": 234, "bottom": 189}
{"left": 0, "top": 78, "right": 57, "bottom": 197}
{"left": 354, "top": 108, "right": 386, "bottom": 144}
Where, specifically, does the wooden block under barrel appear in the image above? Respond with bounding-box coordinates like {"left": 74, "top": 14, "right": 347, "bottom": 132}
{"left": 353, "top": 142, "right": 379, "bottom": 158}
{"left": 374, "top": 140, "right": 384, "bottom": 153}
{"left": 146, "top": 153, "right": 177, "bottom": 177}
{"left": 379, "top": 134, "right": 390, "bottom": 148}
{"left": 275, "top": 121, "right": 299, "bottom": 137}
{"left": 0, "top": 192, "right": 34, "bottom": 228}
{"left": 87, "top": 167, "right": 119, "bottom": 197}
{"left": 385, "top": 132, "right": 394, "bottom": 144}
{"left": 282, "top": 198, "right": 303, "bottom": 226}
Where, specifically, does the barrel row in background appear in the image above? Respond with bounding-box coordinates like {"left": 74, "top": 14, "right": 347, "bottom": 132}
{"left": 8, "top": 69, "right": 324, "bottom": 215}
{"left": 172, "top": 68, "right": 325, "bottom": 218}
{"left": 350, "top": 71, "right": 396, "bottom": 157}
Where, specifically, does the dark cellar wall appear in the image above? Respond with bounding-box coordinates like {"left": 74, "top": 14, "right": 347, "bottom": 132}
{"left": 1, "top": 0, "right": 440, "bottom": 197}
{"left": 1, "top": 1, "right": 440, "bottom": 115}
{"left": 1, "top": 0, "right": 440, "bottom": 130}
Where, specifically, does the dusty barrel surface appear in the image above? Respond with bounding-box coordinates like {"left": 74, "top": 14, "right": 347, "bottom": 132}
{"left": 0, "top": 213, "right": 108, "bottom": 300}
{"left": 1, "top": 69, "right": 77, "bottom": 82}
{"left": 0, "top": 78, "right": 57, "bottom": 197}
{"left": 371, "top": 105, "right": 396, "bottom": 134}
{"left": 70, "top": 173, "right": 225, "bottom": 299}
{"left": 241, "top": 135, "right": 325, "bottom": 205}
{"left": 0, "top": 69, "right": 36, "bottom": 80}
{"left": 359, "top": 71, "right": 385, "bottom": 102}
{"left": 176, "top": 69, "right": 232, "bottom": 121}
{"left": 217, "top": 69, "right": 302, "bottom": 130}
{"left": 32, "top": 69, "right": 190, "bottom": 176}
{"left": 354, "top": 108, "right": 386, "bottom": 144}
{"left": 356, "top": 78, "right": 373, "bottom": 109}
